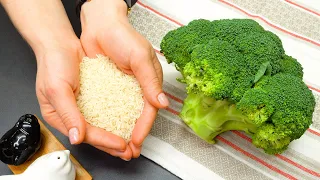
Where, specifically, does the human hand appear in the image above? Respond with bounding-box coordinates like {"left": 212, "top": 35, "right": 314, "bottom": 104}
{"left": 1, "top": 0, "right": 132, "bottom": 160}
{"left": 35, "top": 38, "right": 131, "bottom": 160}
{"left": 80, "top": 0, "right": 169, "bottom": 159}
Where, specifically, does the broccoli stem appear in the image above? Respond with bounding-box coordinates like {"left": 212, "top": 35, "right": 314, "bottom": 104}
{"left": 180, "top": 92, "right": 257, "bottom": 143}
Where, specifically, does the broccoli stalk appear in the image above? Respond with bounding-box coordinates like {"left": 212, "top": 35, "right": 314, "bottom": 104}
{"left": 180, "top": 92, "right": 257, "bottom": 144}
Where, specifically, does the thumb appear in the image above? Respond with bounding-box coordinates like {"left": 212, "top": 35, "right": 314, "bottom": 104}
{"left": 47, "top": 85, "right": 86, "bottom": 145}
{"left": 132, "top": 52, "right": 169, "bottom": 109}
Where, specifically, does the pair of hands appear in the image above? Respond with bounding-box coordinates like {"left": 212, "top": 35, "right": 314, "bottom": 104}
{"left": 35, "top": 0, "right": 169, "bottom": 161}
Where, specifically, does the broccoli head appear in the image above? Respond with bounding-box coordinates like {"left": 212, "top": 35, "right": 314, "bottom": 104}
{"left": 160, "top": 18, "right": 268, "bottom": 71}
{"left": 160, "top": 18, "right": 316, "bottom": 155}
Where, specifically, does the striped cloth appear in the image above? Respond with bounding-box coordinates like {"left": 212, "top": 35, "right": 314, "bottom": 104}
{"left": 128, "top": 0, "right": 320, "bottom": 179}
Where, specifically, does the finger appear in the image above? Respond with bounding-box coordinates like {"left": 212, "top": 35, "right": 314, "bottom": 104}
{"left": 131, "top": 49, "right": 169, "bottom": 109}
{"left": 131, "top": 100, "right": 158, "bottom": 147}
{"left": 42, "top": 111, "right": 68, "bottom": 136}
{"left": 95, "top": 145, "right": 132, "bottom": 161}
{"left": 36, "top": 92, "right": 69, "bottom": 136}
{"left": 84, "top": 124, "right": 127, "bottom": 151}
{"left": 152, "top": 53, "right": 164, "bottom": 85}
{"left": 80, "top": 34, "right": 105, "bottom": 58}
{"left": 46, "top": 85, "right": 86, "bottom": 145}
{"left": 129, "top": 141, "right": 141, "bottom": 158}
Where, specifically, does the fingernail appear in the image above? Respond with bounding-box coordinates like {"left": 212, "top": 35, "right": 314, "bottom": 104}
{"left": 69, "top": 128, "right": 79, "bottom": 144}
{"left": 121, "top": 158, "right": 131, "bottom": 161}
{"left": 158, "top": 93, "right": 169, "bottom": 106}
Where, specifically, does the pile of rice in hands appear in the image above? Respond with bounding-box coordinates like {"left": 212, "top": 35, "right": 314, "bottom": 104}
{"left": 76, "top": 54, "right": 144, "bottom": 142}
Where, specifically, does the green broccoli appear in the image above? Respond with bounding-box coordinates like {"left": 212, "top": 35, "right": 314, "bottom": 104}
{"left": 160, "top": 18, "right": 316, "bottom": 155}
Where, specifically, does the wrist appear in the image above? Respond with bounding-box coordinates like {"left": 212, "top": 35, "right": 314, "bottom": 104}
{"left": 32, "top": 32, "right": 82, "bottom": 65}
{"left": 30, "top": 29, "right": 80, "bottom": 57}
{"left": 80, "top": 0, "right": 128, "bottom": 25}
{"left": 87, "top": 0, "right": 128, "bottom": 12}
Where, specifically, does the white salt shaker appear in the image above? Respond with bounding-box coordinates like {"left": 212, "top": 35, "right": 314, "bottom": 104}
{"left": 0, "top": 150, "right": 76, "bottom": 180}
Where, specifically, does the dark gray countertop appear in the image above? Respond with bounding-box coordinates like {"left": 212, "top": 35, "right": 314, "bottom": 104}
{"left": 0, "top": 1, "right": 179, "bottom": 179}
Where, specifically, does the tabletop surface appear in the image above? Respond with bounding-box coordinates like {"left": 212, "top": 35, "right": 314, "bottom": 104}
{"left": 0, "top": 1, "right": 180, "bottom": 179}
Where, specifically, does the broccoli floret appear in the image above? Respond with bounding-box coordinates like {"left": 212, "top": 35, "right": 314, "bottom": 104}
{"left": 211, "top": 18, "right": 265, "bottom": 42}
{"left": 236, "top": 89, "right": 275, "bottom": 125}
{"left": 254, "top": 74, "right": 315, "bottom": 139}
{"left": 160, "top": 18, "right": 316, "bottom": 155}
{"left": 183, "top": 38, "right": 252, "bottom": 102}
{"left": 252, "top": 123, "right": 291, "bottom": 155}
{"left": 279, "top": 55, "right": 303, "bottom": 78}
{"left": 160, "top": 19, "right": 213, "bottom": 70}
{"left": 237, "top": 74, "right": 315, "bottom": 153}
{"left": 234, "top": 31, "right": 284, "bottom": 75}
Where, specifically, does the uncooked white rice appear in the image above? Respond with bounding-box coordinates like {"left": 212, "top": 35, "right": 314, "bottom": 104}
{"left": 76, "top": 54, "right": 144, "bottom": 142}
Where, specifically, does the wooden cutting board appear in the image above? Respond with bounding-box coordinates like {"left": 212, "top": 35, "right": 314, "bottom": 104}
{"left": 7, "top": 116, "right": 92, "bottom": 180}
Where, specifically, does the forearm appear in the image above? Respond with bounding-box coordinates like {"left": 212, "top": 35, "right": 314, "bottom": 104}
{"left": 1, "top": 0, "right": 78, "bottom": 55}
